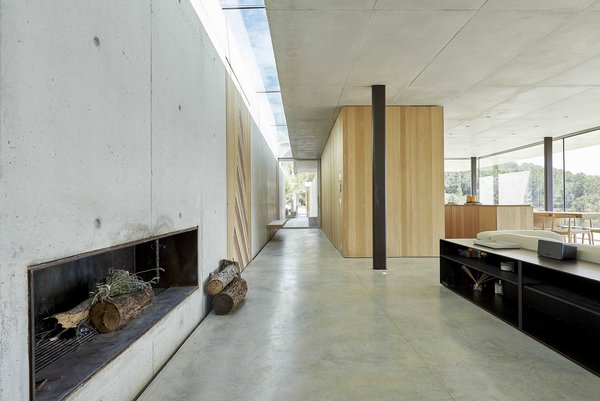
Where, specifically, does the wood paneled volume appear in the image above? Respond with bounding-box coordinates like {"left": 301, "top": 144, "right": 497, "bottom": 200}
{"left": 321, "top": 114, "right": 344, "bottom": 253}
{"left": 343, "top": 107, "right": 373, "bottom": 257}
{"left": 226, "top": 78, "right": 252, "bottom": 269}
{"left": 386, "top": 106, "right": 444, "bottom": 256}
{"left": 320, "top": 106, "right": 445, "bottom": 257}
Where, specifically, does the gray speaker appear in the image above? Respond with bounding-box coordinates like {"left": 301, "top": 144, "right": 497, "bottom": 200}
{"left": 537, "top": 239, "right": 577, "bottom": 260}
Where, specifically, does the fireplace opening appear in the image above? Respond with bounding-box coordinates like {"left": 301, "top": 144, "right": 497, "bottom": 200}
{"left": 28, "top": 227, "right": 199, "bottom": 401}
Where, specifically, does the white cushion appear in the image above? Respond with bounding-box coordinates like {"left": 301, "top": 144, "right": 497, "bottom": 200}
{"left": 475, "top": 230, "right": 600, "bottom": 264}
{"left": 574, "top": 244, "right": 600, "bottom": 264}
{"left": 491, "top": 233, "right": 552, "bottom": 252}
{"left": 477, "top": 230, "right": 564, "bottom": 242}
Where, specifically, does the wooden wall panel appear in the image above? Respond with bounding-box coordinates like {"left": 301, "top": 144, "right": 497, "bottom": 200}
{"left": 343, "top": 107, "right": 373, "bottom": 257}
{"left": 496, "top": 205, "right": 533, "bottom": 230}
{"left": 226, "top": 78, "right": 252, "bottom": 269}
{"left": 478, "top": 206, "right": 498, "bottom": 233}
{"left": 320, "top": 106, "right": 444, "bottom": 257}
{"left": 445, "top": 205, "right": 533, "bottom": 238}
{"left": 386, "top": 106, "right": 445, "bottom": 256}
{"left": 320, "top": 112, "right": 344, "bottom": 253}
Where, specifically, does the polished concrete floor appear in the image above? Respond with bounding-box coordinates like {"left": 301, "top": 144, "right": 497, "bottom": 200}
{"left": 284, "top": 215, "right": 309, "bottom": 227}
{"left": 138, "top": 230, "right": 600, "bottom": 401}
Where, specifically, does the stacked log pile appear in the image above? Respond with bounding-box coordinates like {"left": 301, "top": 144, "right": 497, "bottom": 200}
{"left": 207, "top": 259, "right": 247, "bottom": 315}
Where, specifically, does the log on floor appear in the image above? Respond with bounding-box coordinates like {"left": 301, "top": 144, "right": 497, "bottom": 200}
{"left": 213, "top": 277, "right": 247, "bottom": 315}
{"left": 218, "top": 259, "right": 239, "bottom": 271}
{"left": 89, "top": 289, "right": 154, "bottom": 333}
{"left": 53, "top": 297, "right": 93, "bottom": 329}
{"left": 206, "top": 263, "right": 240, "bottom": 295}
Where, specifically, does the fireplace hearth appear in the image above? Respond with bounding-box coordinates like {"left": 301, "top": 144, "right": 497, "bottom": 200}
{"left": 28, "top": 227, "right": 199, "bottom": 401}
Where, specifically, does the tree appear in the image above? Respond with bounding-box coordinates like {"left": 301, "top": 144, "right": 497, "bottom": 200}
{"left": 282, "top": 162, "right": 315, "bottom": 210}
{"left": 445, "top": 170, "right": 471, "bottom": 203}
{"left": 445, "top": 161, "right": 600, "bottom": 214}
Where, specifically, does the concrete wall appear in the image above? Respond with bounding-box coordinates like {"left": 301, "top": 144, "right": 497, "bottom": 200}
{"left": 0, "top": 1, "right": 275, "bottom": 400}
{"left": 279, "top": 164, "right": 286, "bottom": 220}
{"left": 250, "top": 120, "right": 279, "bottom": 258}
{"left": 151, "top": 0, "right": 227, "bottom": 314}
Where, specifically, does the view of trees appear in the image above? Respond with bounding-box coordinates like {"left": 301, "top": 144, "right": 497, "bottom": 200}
{"left": 281, "top": 162, "right": 316, "bottom": 217}
{"left": 444, "top": 169, "right": 471, "bottom": 204}
{"left": 563, "top": 171, "right": 600, "bottom": 212}
{"left": 445, "top": 162, "right": 600, "bottom": 213}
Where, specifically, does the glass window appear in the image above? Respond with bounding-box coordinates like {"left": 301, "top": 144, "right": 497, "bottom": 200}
{"left": 553, "top": 139, "right": 564, "bottom": 211}
{"left": 220, "top": 0, "right": 290, "bottom": 157}
{"left": 220, "top": 0, "right": 265, "bottom": 8}
{"left": 444, "top": 159, "right": 471, "bottom": 204}
{"left": 480, "top": 175, "right": 494, "bottom": 205}
{"left": 479, "top": 145, "right": 544, "bottom": 209}
{"left": 279, "top": 160, "right": 320, "bottom": 227}
{"left": 563, "top": 130, "right": 600, "bottom": 214}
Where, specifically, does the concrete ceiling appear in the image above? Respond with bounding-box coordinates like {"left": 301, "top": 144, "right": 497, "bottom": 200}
{"left": 265, "top": 0, "right": 600, "bottom": 159}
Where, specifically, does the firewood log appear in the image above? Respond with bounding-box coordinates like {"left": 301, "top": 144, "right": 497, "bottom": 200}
{"left": 206, "top": 263, "right": 240, "bottom": 295}
{"left": 213, "top": 277, "right": 247, "bottom": 315}
{"left": 218, "top": 259, "right": 239, "bottom": 271}
{"left": 52, "top": 297, "right": 93, "bottom": 329}
{"left": 89, "top": 289, "right": 154, "bottom": 333}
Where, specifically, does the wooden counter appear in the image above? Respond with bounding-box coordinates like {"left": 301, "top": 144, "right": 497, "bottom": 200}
{"left": 445, "top": 204, "right": 533, "bottom": 238}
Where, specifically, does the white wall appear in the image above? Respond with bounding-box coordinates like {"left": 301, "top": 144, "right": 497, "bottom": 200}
{"left": 150, "top": 0, "right": 227, "bottom": 317}
{"left": 279, "top": 164, "right": 286, "bottom": 219}
{"left": 0, "top": 1, "right": 260, "bottom": 400}
{"left": 308, "top": 179, "right": 319, "bottom": 218}
{"left": 250, "top": 120, "right": 278, "bottom": 258}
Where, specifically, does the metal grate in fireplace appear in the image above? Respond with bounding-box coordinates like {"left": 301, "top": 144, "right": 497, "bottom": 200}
{"left": 34, "top": 326, "right": 98, "bottom": 374}
{"left": 29, "top": 228, "right": 199, "bottom": 400}
{"left": 33, "top": 286, "right": 167, "bottom": 374}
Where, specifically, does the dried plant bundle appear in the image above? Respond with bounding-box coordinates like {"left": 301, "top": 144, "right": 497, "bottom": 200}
{"left": 460, "top": 265, "right": 495, "bottom": 286}
{"left": 91, "top": 268, "right": 154, "bottom": 304}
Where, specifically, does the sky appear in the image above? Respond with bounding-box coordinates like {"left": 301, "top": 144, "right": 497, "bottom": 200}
{"left": 448, "top": 144, "right": 600, "bottom": 177}
{"left": 220, "top": 1, "right": 290, "bottom": 156}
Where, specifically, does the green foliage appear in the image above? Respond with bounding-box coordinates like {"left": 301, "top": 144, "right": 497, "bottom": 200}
{"left": 445, "top": 170, "right": 471, "bottom": 203}
{"left": 283, "top": 163, "right": 315, "bottom": 208}
{"left": 446, "top": 163, "right": 600, "bottom": 212}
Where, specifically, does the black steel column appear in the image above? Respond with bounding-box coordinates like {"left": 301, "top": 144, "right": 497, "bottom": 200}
{"left": 470, "top": 157, "right": 477, "bottom": 196}
{"left": 372, "top": 85, "right": 386, "bottom": 270}
{"left": 544, "top": 137, "right": 553, "bottom": 211}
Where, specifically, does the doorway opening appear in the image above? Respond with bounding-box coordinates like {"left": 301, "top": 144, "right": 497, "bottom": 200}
{"left": 278, "top": 159, "right": 320, "bottom": 228}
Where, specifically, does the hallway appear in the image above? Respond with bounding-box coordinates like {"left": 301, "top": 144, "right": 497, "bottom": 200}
{"left": 138, "top": 230, "right": 600, "bottom": 401}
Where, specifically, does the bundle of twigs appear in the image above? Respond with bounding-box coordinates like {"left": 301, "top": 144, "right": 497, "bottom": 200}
{"left": 90, "top": 268, "right": 154, "bottom": 304}
{"left": 460, "top": 265, "right": 495, "bottom": 287}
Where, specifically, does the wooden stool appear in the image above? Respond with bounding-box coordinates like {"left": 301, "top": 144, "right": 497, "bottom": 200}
{"left": 590, "top": 228, "right": 600, "bottom": 245}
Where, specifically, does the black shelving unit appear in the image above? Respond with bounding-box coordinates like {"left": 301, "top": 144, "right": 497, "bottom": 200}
{"left": 440, "top": 238, "right": 600, "bottom": 377}
{"left": 440, "top": 239, "right": 520, "bottom": 327}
